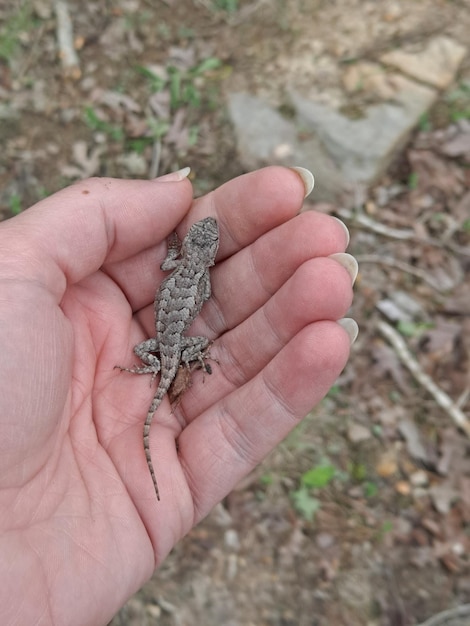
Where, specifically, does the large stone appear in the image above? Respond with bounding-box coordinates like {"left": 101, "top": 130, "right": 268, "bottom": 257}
{"left": 227, "top": 36, "right": 467, "bottom": 202}
{"left": 289, "top": 74, "right": 436, "bottom": 186}
{"left": 227, "top": 92, "right": 343, "bottom": 201}
{"left": 380, "top": 36, "right": 467, "bottom": 90}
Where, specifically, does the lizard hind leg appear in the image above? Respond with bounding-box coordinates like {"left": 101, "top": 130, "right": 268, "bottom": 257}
{"left": 114, "top": 338, "right": 162, "bottom": 385}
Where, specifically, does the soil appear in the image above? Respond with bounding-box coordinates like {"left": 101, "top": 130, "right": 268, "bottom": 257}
{"left": 1, "top": 1, "right": 470, "bottom": 625}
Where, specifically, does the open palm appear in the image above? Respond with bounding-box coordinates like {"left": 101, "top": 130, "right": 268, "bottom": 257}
{"left": 0, "top": 167, "right": 355, "bottom": 626}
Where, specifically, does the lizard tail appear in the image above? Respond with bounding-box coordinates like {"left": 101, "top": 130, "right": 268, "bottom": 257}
{"left": 143, "top": 355, "right": 178, "bottom": 502}
{"left": 143, "top": 419, "right": 160, "bottom": 501}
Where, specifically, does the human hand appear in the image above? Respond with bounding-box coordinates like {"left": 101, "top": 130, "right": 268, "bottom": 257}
{"left": 0, "top": 167, "right": 356, "bottom": 626}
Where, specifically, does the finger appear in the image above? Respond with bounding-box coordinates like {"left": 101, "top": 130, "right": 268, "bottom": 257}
{"left": 178, "top": 321, "right": 352, "bottom": 520}
{"left": 192, "top": 166, "right": 310, "bottom": 259}
{"left": 1, "top": 175, "right": 193, "bottom": 298}
{"left": 103, "top": 166, "right": 314, "bottom": 312}
{"left": 110, "top": 200, "right": 349, "bottom": 325}
{"left": 206, "top": 210, "right": 350, "bottom": 334}
{"left": 175, "top": 255, "right": 354, "bottom": 420}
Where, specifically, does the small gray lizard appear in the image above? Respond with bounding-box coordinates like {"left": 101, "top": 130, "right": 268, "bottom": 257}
{"left": 117, "top": 217, "right": 219, "bottom": 501}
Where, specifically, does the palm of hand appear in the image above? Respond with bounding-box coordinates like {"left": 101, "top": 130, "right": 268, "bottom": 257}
{"left": 0, "top": 169, "right": 353, "bottom": 626}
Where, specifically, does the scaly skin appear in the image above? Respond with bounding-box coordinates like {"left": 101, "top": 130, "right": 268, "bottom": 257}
{"left": 118, "top": 217, "right": 219, "bottom": 500}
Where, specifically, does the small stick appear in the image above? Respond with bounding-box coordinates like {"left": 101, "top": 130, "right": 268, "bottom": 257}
{"left": 356, "top": 254, "right": 459, "bottom": 292}
{"left": 337, "top": 207, "right": 470, "bottom": 257}
{"left": 377, "top": 319, "right": 470, "bottom": 437}
{"left": 54, "top": 0, "right": 80, "bottom": 79}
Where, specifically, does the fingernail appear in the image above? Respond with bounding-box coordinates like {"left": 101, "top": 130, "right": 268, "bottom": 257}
{"left": 290, "top": 166, "right": 315, "bottom": 198}
{"left": 337, "top": 318, "right": 359, "bottom": 345}
{"left": 331, "top": 216, "right": 350, "bottom": 246}
{"left": 329, "top": 252, "right": 358, "bottom": 284}
{"left": 156, "top": 167, "right": 191, "bottom": 182}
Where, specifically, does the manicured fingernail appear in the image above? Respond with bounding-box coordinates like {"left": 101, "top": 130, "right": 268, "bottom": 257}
{"left": 290, "top": 166, "right": 315, "bottom": 198}
{"left": 337, "top": 318, "right": 359, "bottom": 345}
{"left": 156, "top": 167, "right": 191, "bottom": 182}
{"left": 331, "top": 216, "right": 350, "bottom": 246}
{"left": 329, "top": 252, "right": 358, "bottom": 284}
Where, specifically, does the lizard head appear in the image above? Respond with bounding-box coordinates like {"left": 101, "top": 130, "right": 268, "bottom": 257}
{"left": 184, "top": 217, "right": 219, "bottom": 266}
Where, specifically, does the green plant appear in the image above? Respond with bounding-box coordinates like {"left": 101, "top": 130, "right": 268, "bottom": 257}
{"left": 83, "top": 106, "right": 124, "bottom": 141}
{"left": 0, "top": 2, "right": 37, "bottom": 64}
{"left": 363, "top": 481, "right": 379, "bottom": 498}
{"left": 349, "top": 461, "right": 367, "bottom": 482}
{"left": 168, "top": 57, "right": 222, "bottom": 110}
{"left": 212, "top": 0, "right": 239, "bottom": 12}
{"left": 408, "top": 171, "right": 419, "bottom": 190}
{"left": 375, "top": 520, "right": 393, "bottom": 542}
{"left": 326, "top": 384, "right": 341, "bottom": 398}
{"left": 259, "top": 473, "right": 273, "bottom": 486}
{"left": 418, "top": 112, "right": 431, "bottom": 132}
{"left": 139, "top": 57, "right": 222, "bottom": 111}
{"left": 291, "top": 463, "right": 336, "bottom": 521}
{"left": 397, "top": 320, "right": 433, "bottom": 338}
{"left": 146, "top": 117, "right": 170, "bottom": 140}
{"left": 135, "top": 66, "right": 167, "bottom": 92}
{"left": 291, "top": 488, "right": 320, "bottom": 521}
{"left": 9, "top": 193, "right": 22, "bottom": 215}
{"left": 445, "top": 82, "right": 470, "bottom": 121}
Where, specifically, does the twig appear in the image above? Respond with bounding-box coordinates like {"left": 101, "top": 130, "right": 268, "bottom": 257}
{"left": 377, "top": 320, "right": 470, "bottom": 437}
{"left": 457, "top": 386, "right": 470, "bottom": 410}
{"left": 356, "top": 254, "right": 455, "bottom": 291}
{"left": 337, "top": 207, "right": 470, "bottom": 257}
{"left": 337, "top": 207, "right": 416, "bottom": 240}
{"left": 54, "top": 0, "right": 81, "bottom": 79}
{"left": 415, "top": 603, "right": 470, "bottom": 626}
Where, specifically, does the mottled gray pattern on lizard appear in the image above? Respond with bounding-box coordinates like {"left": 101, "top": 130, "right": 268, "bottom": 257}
{"left": 118, "top": 217, "right": 219, "bottom": 500}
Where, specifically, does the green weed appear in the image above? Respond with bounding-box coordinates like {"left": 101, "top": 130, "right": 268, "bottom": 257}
{"left": 445, "top": 82, "right": 470, "bottom": 122}
{"left": 83, "top": 106, "right": 124, "bottom": 142}
{"left": 0, "top": 3, "right": 37, "bottom": 64}
{"left": 9, "top": 193, "right": 22, "bottom": 215}
{"left": 291, "top": 463, "right": 336, "bottom": 522}
{"left": 397, "top": 320, "right": 433, "bottom": 338}
{"left": 212, "top": 0, "right": 239, "bottom": 12}
{"left": 138, "top": 57, "right": 222, "bottom": 111}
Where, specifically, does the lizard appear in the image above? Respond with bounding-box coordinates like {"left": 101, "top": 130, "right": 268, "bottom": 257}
{"left": 116, "top": 217, "right": 219, "bottom": 501}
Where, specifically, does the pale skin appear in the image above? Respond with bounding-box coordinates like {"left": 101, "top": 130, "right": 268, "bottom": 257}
{"left": 0, "top": 166, "right": 355, "bottom": 626}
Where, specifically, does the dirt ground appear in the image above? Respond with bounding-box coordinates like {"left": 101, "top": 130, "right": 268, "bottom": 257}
{"left": 1, "top": 1, "right": 470, "bottom": 625}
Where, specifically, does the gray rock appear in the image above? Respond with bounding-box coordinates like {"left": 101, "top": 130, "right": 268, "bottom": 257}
{"left": 227, "top": 92, "right": 343, "bottom": 201}
{"left": 227, "top": 36, "right": 467, "bottom": 202}
{"left": 289, "top": 75, "right": 436, "bottom": 187}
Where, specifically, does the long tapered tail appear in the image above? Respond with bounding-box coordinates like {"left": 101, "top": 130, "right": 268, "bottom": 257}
{"left": 143, "top": 418, "right": 160, "bottom": 501}
{"left": 143, "top": 379, "right": 172, "bottom": 502}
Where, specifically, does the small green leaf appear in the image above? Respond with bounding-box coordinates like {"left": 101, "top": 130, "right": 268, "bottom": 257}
{"left": 292, "top": 487, "right": 320, "bottom": 521}
{"left": 259, "top": 473, "right": 273, "bottom": 485}
{"left": 408, "top": 171, "right": 419, "bottom": 190}
{"left": 397, "top": 320, "right": 433, "bottom": 338}
{"left": 350, "top": 462, "right": 367, "bottom": 482}
{"left": 363, "top": 481, "right": 378, "bottom": 498}
{"left": 326, "top": 384, "right": 341, "bottom": 398}
{"left": 301, "top": 464, "right": 336, "bottom": 489}
{"left": 9, "top": 193, "right": 22, "bottom": 215}
{"left": 192, "top": 57, "right": 222, "bottom": 75}
{"left": 419, "top": 113, "right": 431, "bottom": 132}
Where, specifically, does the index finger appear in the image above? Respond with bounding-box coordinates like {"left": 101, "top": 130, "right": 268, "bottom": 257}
{"left": 191, "top": 166, "right": 312, "bottom": 259}
{"left": 0, "top": 174, "right": 194, "bottom": 300}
